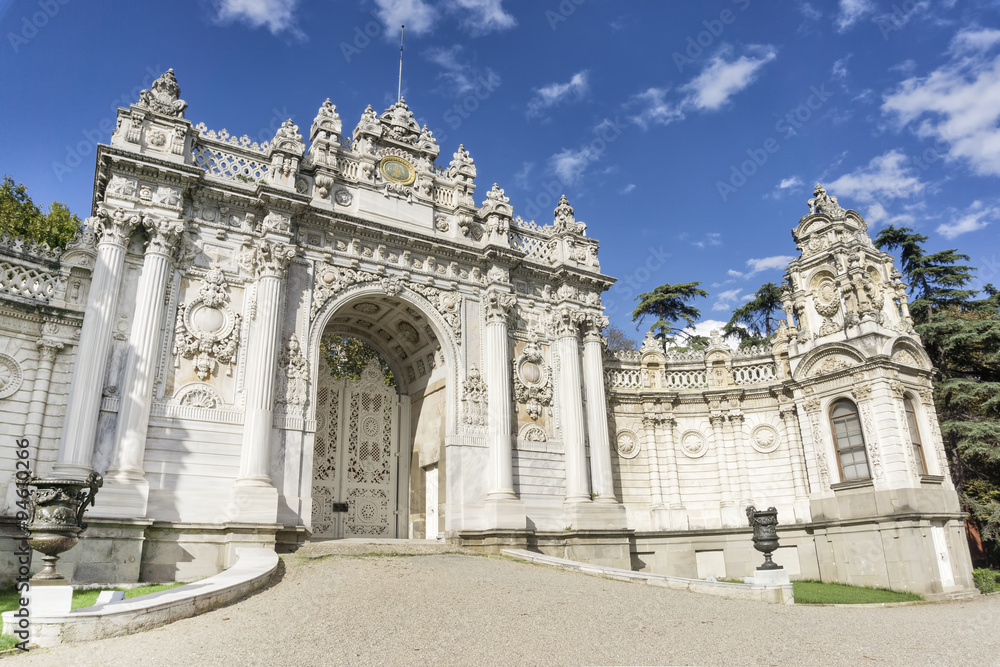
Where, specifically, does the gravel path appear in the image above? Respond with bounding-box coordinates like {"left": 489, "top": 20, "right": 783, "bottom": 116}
{"left": 10, "top": 552, "right": 997, "bottom": 666}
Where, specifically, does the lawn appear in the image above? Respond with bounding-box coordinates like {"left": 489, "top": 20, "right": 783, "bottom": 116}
{"left": 793, "top": 579, "right": 923, "bottom": 604}
{"left": 0, "top": 582, "right": 188, "bottom": 651}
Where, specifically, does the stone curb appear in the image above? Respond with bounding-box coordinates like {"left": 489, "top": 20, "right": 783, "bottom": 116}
{"left": 1, "top": 547, "right": 278, "bottom": 648}
{"left": 501, "top": 549, "right": 794, "bottom": 604}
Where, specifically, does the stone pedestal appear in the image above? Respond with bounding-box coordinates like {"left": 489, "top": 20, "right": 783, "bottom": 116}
{"left": 228, "top": 483, "right": 279, "bottom": 524}
{"left": 749, "top": 567, "right": 790, "bottom": 586}
{"left": 29, "top": 583, "right": 72, "bottom": 615}
{"left": 484, "top": 496, "right": 526, "bottom": 530}
{"left": 564, "top": 501, "right": 626, "bottom": 531}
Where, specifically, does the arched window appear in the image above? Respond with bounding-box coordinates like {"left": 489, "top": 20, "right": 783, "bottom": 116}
{"left": 903, "top": 397, "right": 928, "bottom": 475}
{"left": 830, "top": 399, "right": 871, "bottom": 482}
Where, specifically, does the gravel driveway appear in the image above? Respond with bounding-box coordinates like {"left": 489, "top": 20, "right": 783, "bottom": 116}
{"left": 9, "top": 550, "right": 996, "bottom": 666}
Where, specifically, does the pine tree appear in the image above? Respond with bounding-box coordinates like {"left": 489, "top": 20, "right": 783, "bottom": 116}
{"left": 631, "top": 281, "right": 708, "bottom": 344}
{"left": 876, "top": 226, "right": 1000, "bottom": 564}
{"left": 722, "top": 282, "right": 784, "bottom": 349}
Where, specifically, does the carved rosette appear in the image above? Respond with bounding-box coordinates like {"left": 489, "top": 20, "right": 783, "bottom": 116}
{"left": 94, "top": 208, "right": 142, "bottom": 248}
{"left": 0, "top": 353, "right": 23, "bottom": 399}
{"left": 461, "top": 365, "right": 488, "bottom": 430}
{"left": 680, "top": 430, "right": 708, "bottom": 458}
{"left": 172, "top": 269, "right": 242, "bottom": 380}
{"left": 614, "top": 429, "right": 640, "bottom": 459}
{"left": 512, "top": 335, "right": 552, "bottom": 420}
{"left": 750, "top": 424, "right": 780, "bottom": 454}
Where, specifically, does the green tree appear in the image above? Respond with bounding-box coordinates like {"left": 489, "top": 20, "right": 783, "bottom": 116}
{"left": 875, "top": 227, "right": 1000, "bottom": 565}
{"left": 722, "top": 282, "right": 784, "bottom": 348}
{"left": 0, "top": 175, "right": 83, "bottom": 248}
{"left": 631, "top": 281, "right": 708, "bottom": 344}
{"left": 320, "top": 335, "right": 395, "bottom": 387}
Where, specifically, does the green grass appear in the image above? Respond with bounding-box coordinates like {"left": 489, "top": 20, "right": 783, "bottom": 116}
{"left": 792, "top": 579, "right": 923, "bottom": 604}
{"left": 0, "top": 582, "right": 189, "bottom": 650}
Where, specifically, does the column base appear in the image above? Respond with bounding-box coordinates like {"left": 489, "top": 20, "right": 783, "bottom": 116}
{"left": 793, "top": 497, "right": 811, "bottom": 523}
{"left": 484, "top": 496, "right": 526, "bottom": 530}
{"left": 564, "top": 500, "right": 627, "bottom": 531}
{"left": 651, "top": 505, "right": 688, "bottom": 531}
{"left": 227, "top": 482, "right": 279, "bottom": 523}
{"left": 90, "top": 475, "right": 149, "bottom": 518}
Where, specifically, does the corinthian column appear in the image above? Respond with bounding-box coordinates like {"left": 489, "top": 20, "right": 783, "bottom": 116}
{"left": 555, "top": 308, "right": 590, "bottom": 503}
{"left": 582, "top": 316, "right": 615, "bottom": 502}
{"left": 230, "top": 237, "right": 296, "bottom": 523}
{"left": 54, "top": 208, "right": 141, "bottom": 478}
{"left": 482, "top": 289, "right": 525, "bottom": 530}
{"left": 102, "top": 215, "right": 184, "bottom": 517}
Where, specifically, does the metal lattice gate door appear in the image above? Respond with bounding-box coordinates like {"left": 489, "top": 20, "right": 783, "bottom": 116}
{"left": 311, "top": 358, "right": 399, "bottom": 539}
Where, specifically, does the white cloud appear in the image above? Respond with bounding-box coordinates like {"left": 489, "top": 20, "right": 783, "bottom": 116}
{"left": 713, "top": 288, "right": 746, "bottom": 311}
{"left": 799, "top": 2, "right": 822, "bottom": 21}
{"left": 779, "top": 176, "right": 803, "bottom": 189}
{"left": 550, "top": 146, "right": 601, "bottom": 185}
{"left": 936, "top": 201, "right": 996, "bottom": 239}
{"left": 629, "top": 44, "right": 776, "bottom": 129}
{"left": 374, "top": 0, "right": 437, "bottom": 36}
{"left": 883, "top": 31, "right": 1000, "bottom": 178}
{"left": 728, "top": 255, "right": 794, "bottom": 280}
{"left": 527, "top": 71, "right": 589, "bottom": 117}
{"left": 832, "top": 56, "right": 850, "bottom": 80}
{"left": 425, "top": 45, "right": 500, "bottom": 95}
{"left": 679, "top": 45, "right": 777, "bottom": 111}
{"left": 621, "top": 183, "right": 636, "bottom": 194}
{"left": 950, "top": 27, "right": 1000, "bottom": 54}
{"left": 684, "top": 320, "right": 738, "bottom": 346}
{"left": 447, "top": 0, "right": 516, "bottom": 35}
{"left": 212, "top": 0, "right": 301, "bottom": 36}
{"left": 825, "top": 149, "right": 926, "bottom": 222}
{"left": 628, "top": 86, "right": 684, "bottom": 129}
{"left": 836, "top": 0, "right": 874, "bottom": 32}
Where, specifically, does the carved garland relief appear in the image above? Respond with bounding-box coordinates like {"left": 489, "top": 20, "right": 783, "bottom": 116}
{"left": 173, "top": 268, "right": 242, "bottom": 381}
{"left": 512, "top": 335, "right": 552, "bottom": 421}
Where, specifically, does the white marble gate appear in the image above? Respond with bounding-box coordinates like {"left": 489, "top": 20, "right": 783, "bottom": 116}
{"left": 311, "top": 358, "right": 400, "bottom": 538}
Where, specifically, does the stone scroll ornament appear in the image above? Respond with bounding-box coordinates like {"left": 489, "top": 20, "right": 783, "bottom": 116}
{"left": 173, "top": 268, "right": 242, "bottom": 380}
{"left": 746, "top": 505, "right": 781, "bottom": 571}
{"left": 136, "top": 68, "right": 188, "bottom": 118}
{"left": 512, "top": 335, "right": 552, "bottom": 420}
{"left": 17, "top": 469, "right": 103, "bottom": 582}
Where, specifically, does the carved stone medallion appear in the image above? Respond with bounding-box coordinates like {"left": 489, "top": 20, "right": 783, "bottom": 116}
{"left": 0, "top": 354, "right": 23, "bottom": 399}
{"left": 680, "top": 430, "right": 708, "bottom": 458}
{"left": 750, "top": 424, "right": 780, "bottom": 454}
{"left": 615, "top": 430, "right": 640, "bottom": 459}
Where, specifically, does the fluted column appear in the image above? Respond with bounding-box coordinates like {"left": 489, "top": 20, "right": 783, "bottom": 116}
{"left": 484, "top": 290, "right": 517, "bottom": 498}
{"left": 556, "top": 308, "right": 590, "bottom": 503}
{"left": 103, "top": 215, "right": 183, "bottom": 516}
{"left": 54, "top": 208, "right": 141, "bottom": 477}
{"left": 24, "top": 338, "right": 63, "bottom": 464}
{"left": 230, "top": 237, "right": 295, "bottom": 523}
{"left": 582, "top": 316, "right": 615, "bottom": 502}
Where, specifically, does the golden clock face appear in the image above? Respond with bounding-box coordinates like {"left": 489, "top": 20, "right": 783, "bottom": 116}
{"left": 379, "top": 156, "right": 415, "bottom": 185}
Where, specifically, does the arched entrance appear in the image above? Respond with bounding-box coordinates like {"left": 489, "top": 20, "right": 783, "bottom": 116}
{"left": 305, "top": 285, "right": 459, "bottom": 541}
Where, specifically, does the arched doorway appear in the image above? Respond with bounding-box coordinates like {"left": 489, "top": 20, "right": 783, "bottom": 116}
{"left": 306, "top": 287, "right": 458, "bottom": 541}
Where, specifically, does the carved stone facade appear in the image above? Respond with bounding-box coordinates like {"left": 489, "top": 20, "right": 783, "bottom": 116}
{"left": 0, "top": 73, "right": 973, "bottom": 599}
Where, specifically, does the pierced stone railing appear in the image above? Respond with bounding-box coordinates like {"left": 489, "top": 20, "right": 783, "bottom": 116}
{"left": 191, "top": 141, "right": 270, "bottom": 184}
{"left": 663, "top": 368, "right": 709, "bottom": 389}
{"left": 0, "top": 234, "right": 64, "bottom": 304}
{"left": 604, "top": 366, "right": 642, "bottom": 389}
{"left": 0, "top": 233, "right": 63, "bottom": 263}
{"left": 733, "top": 361, "right": 777, "bottom": 386}
{"left": 193, "top": 123, "right": 270, "bottom": 153}
{"left": 510, "top": 230, "right": 556, "bottom": 264}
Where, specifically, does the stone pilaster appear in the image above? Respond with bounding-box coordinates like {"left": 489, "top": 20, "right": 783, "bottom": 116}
{"left": 657, "top": 411, "right": 688, "bottom": 530}
{"left": 24, "top": 338, "right": 63, "bottom": 460}
{"left": 710, "top": 412, "right": 740, "bottom": 527}
{"left": 482, "top": 289, "right": 524, "bottom": 529}
{"left": 729, "top": 411, "right": 753, "bottom": 506}
{"left": 229, "top": 237, "right": 296, "bottom": 523}
{"left": 779, "top": 402, "right": 811, "bottom": 522}
{"left": 54, "top": 208, "right": 141, "bottom": 477}
{"left": 102, "top": 215, "right": 184, "bottom": 518}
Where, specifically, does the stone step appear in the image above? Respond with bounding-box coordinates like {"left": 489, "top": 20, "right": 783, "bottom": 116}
{"left": 295, "top": 538, "right": 473, "bottom": 559}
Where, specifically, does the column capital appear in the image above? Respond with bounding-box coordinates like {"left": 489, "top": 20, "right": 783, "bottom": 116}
{"left": 484, "top": 290, "right": 517, "bottom": 325}
{"left": 583, "top": 313, "right": 609, "bottom": 343}
{"left": 143, "top": 214, "right": 185, "bottom": 257}
{"left": 553, "top": 306, "right": 586, "bottom": 338}
{"left": 36, "top": 338, "right": 64, "bottom": 362}
{"left": 94, "top": 207, "right": 142, "bottom": 247}
{"left": 239, "top": 238, "right": 297, "bottom": 279}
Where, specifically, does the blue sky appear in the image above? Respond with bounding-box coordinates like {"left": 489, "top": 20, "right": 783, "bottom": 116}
{"left": 2, "top": 0, "right": 1000, "bottom": 338}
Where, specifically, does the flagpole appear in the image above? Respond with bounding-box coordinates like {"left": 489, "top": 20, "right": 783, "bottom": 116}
{"left": 397, "top": 25, "right": 405, "bottom": 102}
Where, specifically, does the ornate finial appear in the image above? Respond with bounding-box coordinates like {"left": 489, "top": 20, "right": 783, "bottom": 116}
{"left": 554, "top": 194, "right": 574, "bottom": 221}
{"left": 137, "top": 69, "right": 187, "bottom": 118}
{"left": 808, "top": 183, "right": 845, "bottom": 217}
